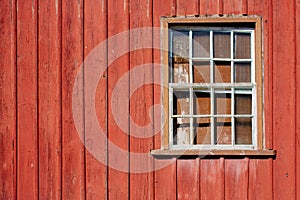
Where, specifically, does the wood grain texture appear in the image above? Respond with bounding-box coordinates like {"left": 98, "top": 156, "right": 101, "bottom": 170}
{"left": 176, "top": 0, "right": 199, "bottom": 16}
{"left": 248, "top": 6, "right": 270, "bottom": 184}
{"left": 199, "top": 0, "right": 222, "bottom": 15}
{"left": 152, "top": 0, "right": 175, "bottom": 149}
{"left": 84, "top": 0, "right": 107, "bottom": 199}
{"left": 177, "top": 159, "right": 200, "bottom": 200}
{"left": 16, "top": 0, "right": 38, "bottom": 199}
{"left": 61, "top": 0, "right": 85, "bottom": 199}
{"left": 296, "top": 0, "right": 300, "bottom": 198}
{"left": 154, "top": 159, "right": 177, "bottom": 200}
{"left": 38, "top": 0, "right": 62, "bottom": 199}
{"left": 248, "top": 159, "right": 273, "bottom": 200}
{"left": 153, "top": 1, "right": 176, "bottom": 199}
{"left": 107, "top": 0, "right": 130, "bottom": 199}
{"left": 223, "top": 0, "right": 246, "bottom": 15}
{"left": 0, "top": 0, "right": 16, "bottom": 199}
{"left": 2, "top": 0, "right": 300, "bottom": 199}
{"left": 129, "top": 0, "right": 154, "bottom": 199}
{"left": 200, "top": 158, "right": 225, "bottom": 200}
{"left": 248, "top": 0, "right": 273, "bottom": 149}
{"left": 224, "top": 159, "right": 249, "bottom": 200}
{"left": 272, "top": 0, "right": 296, "bottom": 199}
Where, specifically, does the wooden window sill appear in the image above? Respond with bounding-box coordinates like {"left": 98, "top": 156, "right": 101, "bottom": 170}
{"left": 150, "top": 149, "right": 276, "bottom": 159}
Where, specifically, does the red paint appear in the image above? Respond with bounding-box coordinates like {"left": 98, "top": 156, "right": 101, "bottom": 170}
{"left": 129, "top": 0, "right": 154, "bottom": 199}
{"left": 272, "top": 0, "right": 297, "bottom": 199}
{"left": 0, "top": 0, "right": 16, "bottom": 199}
{"left": 177, "top": 159, "right": 200, "bottom": 200}
{"left": 107, "top": 0, "right": 130, "bottom": 199}
{"left": 38, "top": 0, "right": 62, "bottom": 199}
{"left": 84, "top": 0, "right": 108, "bottom": 199}
{"left": 17, "top": 0, "right": 38, "bottom": 199}
{"left": 248, "top": 159, "right": 273, "bottom": 199}
{"left": 0, "top": 0, "right": 299, "bottom": 199}
{"left": 176, "top": 0, "right": 199, "bottom": 16}
{"left": 200, "top": 159, "right": 225, "bottom": 200}
{"left": 225, "top": 159, "right": 249, "bottom": 199}
{"left": 153, "top": 1, "right": 177, "bottom": 199}
{"left": 61, "top": 0, "right": 85, "bottom": 199}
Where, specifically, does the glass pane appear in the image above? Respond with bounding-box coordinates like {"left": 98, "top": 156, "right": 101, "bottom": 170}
{"left": 235, "top": 94, "right": 252, "bottom": 115}
{"left": 173, "top": 118, "right": 190, "bottom": 145}
{"left": 214, "top": 61, "right": 231, "bottom": 83}
{"left": 193, "top": 90, "right": 210, "bottom": 115}
{"left": 213, "top": 32, "right": 231, "bottom": 58}
{"left": 173, "top": 31, "right": 189, "bottom": 60}
{"left": 235, "top": 118, "right": 252, "bottom": 144}
{"left": 193, "top": 31, "right": 210, "bottom": 58}
{"left": 193, "top": 118, "right": 211, "bottom": 144}
{"left": 215, "top": 117, "right": 232, "bottom": 144}
{"left": 235, "top": 62, "right": 251, "bottom": 82}
{"left": 173, "top": 63, "right": 189, "bottom": 83}
{"left": 173, "top": 90, "right": 190, "bottom": 115}
{"left": 214, "top": 93, "right": 231, "bottom": 115}
{"left": 193, "top": 61, "right": 210, "bottom": 83}
{"left": 235, "top": 33, "right": 251, "bottom": 59}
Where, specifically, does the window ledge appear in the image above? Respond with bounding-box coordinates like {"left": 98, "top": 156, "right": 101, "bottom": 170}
{"left": 150, "top": 149, "right": 276, "bottom": 159}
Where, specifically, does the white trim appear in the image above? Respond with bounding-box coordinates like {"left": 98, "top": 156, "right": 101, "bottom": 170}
{"left": 169, "top": 27, "right": 257, "bottom": 149}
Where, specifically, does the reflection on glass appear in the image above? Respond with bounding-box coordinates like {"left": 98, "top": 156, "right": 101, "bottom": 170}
{"left": 214, "top": 61, "right": 231, "bottom": 83}
{"left": 173, "top": 118, "right": 190, "bottom": 145}
{"left": 235, "top": 94, "right": 252, "bottom": 115}
{"left": 235, "top": 33, "right": 251, "bottom": 59}
{"left": 215, "top": 117, "right": 232, "bottom": 144}
{"left": 194, "top": 118, "right": 211, "bottom": 144}
{"left": 173, "top": 64, "right": 189, "bottom": 83}
{"left": 193, "top": 91, "right": 210, "bottom": 115}
{"left": 214, "top": 32, "right": 231, "bottom": 58}
{"left": 173, "top": 31, "right": 189, "bottom": 59}
{"left": 235, "top": 62, "right": 251, "bottom": 82}
{"left": 193, "top": 31, "right": 210, "bottom": 58}
{"left": 235, "top": 118, "right": 252, "bottom": 144}
{"left": 193, "top": 61, "right": 210, "bottom": 83}
{"left": 214, "top": 93, "right": 231, "bottom": 115}
{"left": 173, "top": 90, "right": 190, "bottom": 116}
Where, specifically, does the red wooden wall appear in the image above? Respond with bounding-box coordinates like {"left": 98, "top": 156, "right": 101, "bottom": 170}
{"left": 0, "top": 0, "right": 299, "bottom": 199}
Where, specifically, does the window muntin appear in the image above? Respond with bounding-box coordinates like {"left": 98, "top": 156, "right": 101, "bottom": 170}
{"left": 169, "top": 26, "right": 256, "bottom": 150}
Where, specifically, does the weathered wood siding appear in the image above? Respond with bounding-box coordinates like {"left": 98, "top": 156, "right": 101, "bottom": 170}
{"left": 0, "top": 0, "right": 299, "bottom": 199}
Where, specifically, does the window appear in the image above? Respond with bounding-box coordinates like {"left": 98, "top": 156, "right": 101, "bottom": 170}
{"left": 152, "top": 17, "right": 276, "bottom": 156}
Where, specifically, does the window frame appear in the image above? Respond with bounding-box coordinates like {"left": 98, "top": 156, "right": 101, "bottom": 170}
{"left": 151, "top": 16, "right": 276, "bottom": 157}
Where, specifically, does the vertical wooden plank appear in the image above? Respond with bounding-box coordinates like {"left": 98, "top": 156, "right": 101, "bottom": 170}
{"left": 16, "top": 0, "right": 38, "bottom": 199}
{"left": 153, "top": 1, "right": 176, "bottom": 199}
{"left": 84, "top": 0, "right": 107, "bottom": 199}
{"left": 248, "top": 159, "right": 273, "bottom": 200}
{"left": 0, "top": 0, "right": 16, "bottom": 199}
{"left": 296, "top": 0, "right": 300, "bottom": 198}
{"left": 272, "top": 0, "right": 296, "bottom": 199}
{"left": 200, "top": 158, "right": 225, "bottom": 200}
{"left": 38, "top": 0, "right": 62, "bottom": 199}
{"left": 248, "top": 0, "right": 273, "bottom": 149}
{"left": 199, "top": 0, "right": 222, "bottom": 15}
{"left": 61, "top": 0, "right": 85, "bottom": 199}
{"left": 154, "top": 159, "right": 177, "bottom": 199}
{"left": 248, "top": 1, "right": 274, "bottom": 198}
{"left": 224, "top": 159, "right": 249, "bottom": 200}
{"left": 176, "top": 0, "right": 199, "bottom": 16}
{"left": 107, "top": 0, "right": 129, "bottom": 199}
{"left": 129, "top": 0, "right": 154, "bottom": 199}
{"left": 247, "top": 1, "right": 274, "bottom": 198}
{"left": 177, "top": 159, "right": 200, "bottom": 200}
{"left": 223, "top": 0, "right": 247, "bottom": 15}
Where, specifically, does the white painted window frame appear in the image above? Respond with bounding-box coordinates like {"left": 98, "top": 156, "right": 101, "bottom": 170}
{"left": 168, "top": 27, "right": 256, "bottom": 150}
